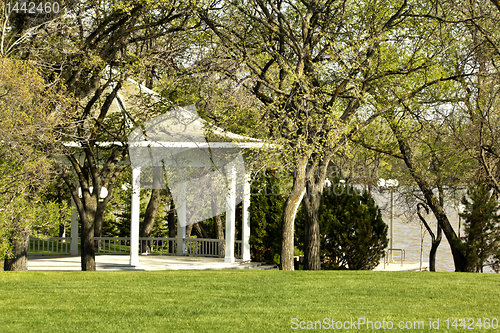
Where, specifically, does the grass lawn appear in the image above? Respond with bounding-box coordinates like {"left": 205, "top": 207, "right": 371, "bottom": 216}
{"left": 0, "top": 270, "right": 499, "bottom": 332}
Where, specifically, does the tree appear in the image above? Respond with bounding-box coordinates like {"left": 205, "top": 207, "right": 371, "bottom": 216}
{"left": 434, "top": 0, "right": 500, "bottom": 197}
{"left": 1, "top": 0, "right": 198, "bottom": 270}
{"left": 417, "top": 203, "right": 442, "bottom": 272}
{"left": 297, "top": 181, "right": 387, "bottom": 270}
{"left": 60, "top": 1, "right": 197, "bottom": 270}
{"left": 460, "top": 184, "right": 500, "bottom": 272}
{"left": 0, "top": 58, "right": 68, "bottom": 270}
{"left": 200, "top": 0, "right": 446, "bottom": 270}
{"left": 405, "top": 0, "right": 500, "bottom": 271}
{"left": 349, "top": 0, "right": 500, "bottom": 271}
{"left": 377, "top": 107, "right": 473, "bottom": 271}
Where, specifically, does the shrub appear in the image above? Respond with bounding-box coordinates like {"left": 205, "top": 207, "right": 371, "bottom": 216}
{"left": 460, "top": 184, "right": 500, "bottom": 272}
{"left": 297, "top": 181, "right": 388, "bottom": 270}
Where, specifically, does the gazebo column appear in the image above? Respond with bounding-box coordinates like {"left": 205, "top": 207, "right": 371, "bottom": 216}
{"left": 70, "top": 197, "right": 78, "bottom": 255}
{"left": 177, "top": 180, "right": 186, "bottom": 255}
{"left": 130, "top": 167, "right": 141, "bottom": 266}
{"left": 225, "top": 165, "right": 236, "bottom": 263}
{"left": 242, "top": 173, "right": 251, "bottom": 261}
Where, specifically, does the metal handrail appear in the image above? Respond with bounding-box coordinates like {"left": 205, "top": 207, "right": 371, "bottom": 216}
{"left": 384, "top": 248, "right": 406, "bottom": 267}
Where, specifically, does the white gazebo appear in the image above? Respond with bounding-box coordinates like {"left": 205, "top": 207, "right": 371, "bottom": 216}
{"left": 67, "top": 79, "right": 273, "bottom": 267}
{"left": 128, "top": 141, "right": 257, "bottom": 265}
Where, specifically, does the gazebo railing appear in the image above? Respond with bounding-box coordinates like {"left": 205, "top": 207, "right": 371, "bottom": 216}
{"left": 138, "top": 237, "right": 176, "bottom": 255}
{"left": 96, "top": 237, "right": 131, "bottom": 254}
{"left": 235, "top": 240, "right": 242, "bottom": 258}
{"left": 185, "top": 238, "right": 224, "bottom": 257}
{"left": 28, "top": 237, "right": 72, "bottom": 255}
{"left": 29, "top": 237, "right": 242, "bottom": 259}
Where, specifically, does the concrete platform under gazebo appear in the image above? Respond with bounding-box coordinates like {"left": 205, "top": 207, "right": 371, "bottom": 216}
{"left": 26, "top": 255, "right": 278, "bottom": 271}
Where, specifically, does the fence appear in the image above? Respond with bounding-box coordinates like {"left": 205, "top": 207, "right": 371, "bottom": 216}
{"left": 29, "top": 237, "right": 243, "bottom": 259}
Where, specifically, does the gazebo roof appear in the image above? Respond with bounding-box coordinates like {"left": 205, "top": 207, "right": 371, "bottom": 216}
{"left": 120, "top": 80, "right": 272, "bottom": 226}
{"left": 116, "top": 79, "right": 266, "bottom": 144}
{"left": 65, "top": 78, "right": 272, "bottom": 148}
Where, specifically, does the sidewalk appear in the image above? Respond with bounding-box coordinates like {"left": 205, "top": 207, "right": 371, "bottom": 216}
{"left": 27, "top": 255, "right": 278, "bottom": 271}
{"left": 7, "top": 256, "right": 424, "bottom": 272}
{"left": 374, "top": 262, "right": 429, "bottom": 271}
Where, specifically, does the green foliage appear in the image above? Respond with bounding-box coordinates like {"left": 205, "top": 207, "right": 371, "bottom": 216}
{"left": 297, "top": 181, "right": 388, "bottom": 270}
{"left": 41, "top": 180, "right": 74, "bottom": 237}
{"left": 460, "top": 184, "right": 500, "bottom": 272}
{"left": 0, "top": 58, "right": 68, "bottom": 260}
{"left": 0, "top": 198, "right": 68, "bottom": 260}
{"left": 249, "top": 170, "right": 288, "bottom": 264}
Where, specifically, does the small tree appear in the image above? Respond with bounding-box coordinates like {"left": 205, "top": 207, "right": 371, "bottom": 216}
{"left": 417, "top": 203, "right": 442, "bottom": 272}
{"left": 298, "top": 181, "right": 388, "bottom": 270}
{"left": 460, "top": 184, "right": 500, "bottom": 272}
{"left": 249, "top": 170, "right": 287, "bottom": 264}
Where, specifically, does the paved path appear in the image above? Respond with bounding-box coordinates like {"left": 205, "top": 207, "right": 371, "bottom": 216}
{"left": 24, "top": 256, "right": 425, "bottom": 272}
{"left": 27, "top": 255, "right": 277, "bottom": 271}
{"left": 374, "top": 262, "right": 429, "bottom": 271}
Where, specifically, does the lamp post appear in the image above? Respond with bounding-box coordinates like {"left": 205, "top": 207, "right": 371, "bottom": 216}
{"left": 378, "top": 178, "right": 399, "bottom": 262}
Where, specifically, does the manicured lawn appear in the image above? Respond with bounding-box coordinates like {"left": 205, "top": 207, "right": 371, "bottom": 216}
{"left": 0, "top": 270, "right": 499, "bottom": 332}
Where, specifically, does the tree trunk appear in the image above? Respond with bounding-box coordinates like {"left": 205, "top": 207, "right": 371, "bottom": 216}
{"left": 417, "top": 203, "right": 442, "bottom": 272}
{"left": 59, "top": 224, "right": 66, "bottom": 238}
{"left": 302, "top": 157, "right": 330, "bottom": 270}
{"left": 141, "top": 188, "right": 161, "bottom": 253}
{"left": 212, "top": 198, "right": 224, "bottom": 256}
{"left": 4, "top": 232, "right": 29, "bottom": 271}
{"left": 405, "top": 155, "right": 467, "bottom": 272}
{"left": 59, "top": 96, "right": 126, "bottom": 271}
{"left": 429, "top": 237, "right": 440, "bottom": 271}
{"left": 303, "top": 190, "right": 322, "bottom": 270}
{"left": 167, "top": 205, "right": 176, "bottom": 254}
{"left": 212, "top": 199, "right": 224, "bottom": 240}
{"left": 141, "top": 168, "right": 163, "bottom": 253}
{"left": 429, "top": 217, "right": 443, "bottom": 272}
{"left": 192, "top": 223, "right": 208, "bottom": 238}
{"left": 280, "top": 156, "right": 307, "bottom": 271}
{"left": 186, "top": 224, "right": 193, "bottom": 237}
{"left": 94, "top": 201, "right": 106, "bottom": 252}
{"left": 94, "top": 210, "right": 103, "bottom": 239}
{"left": 80, "top": 194, "right": 96, "bottom": 271}
{"left": 214, "top": 215, "right": 224, "bottom": 239}
{"left": 80, "top": 214, "right": 95, "bottom": 271}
